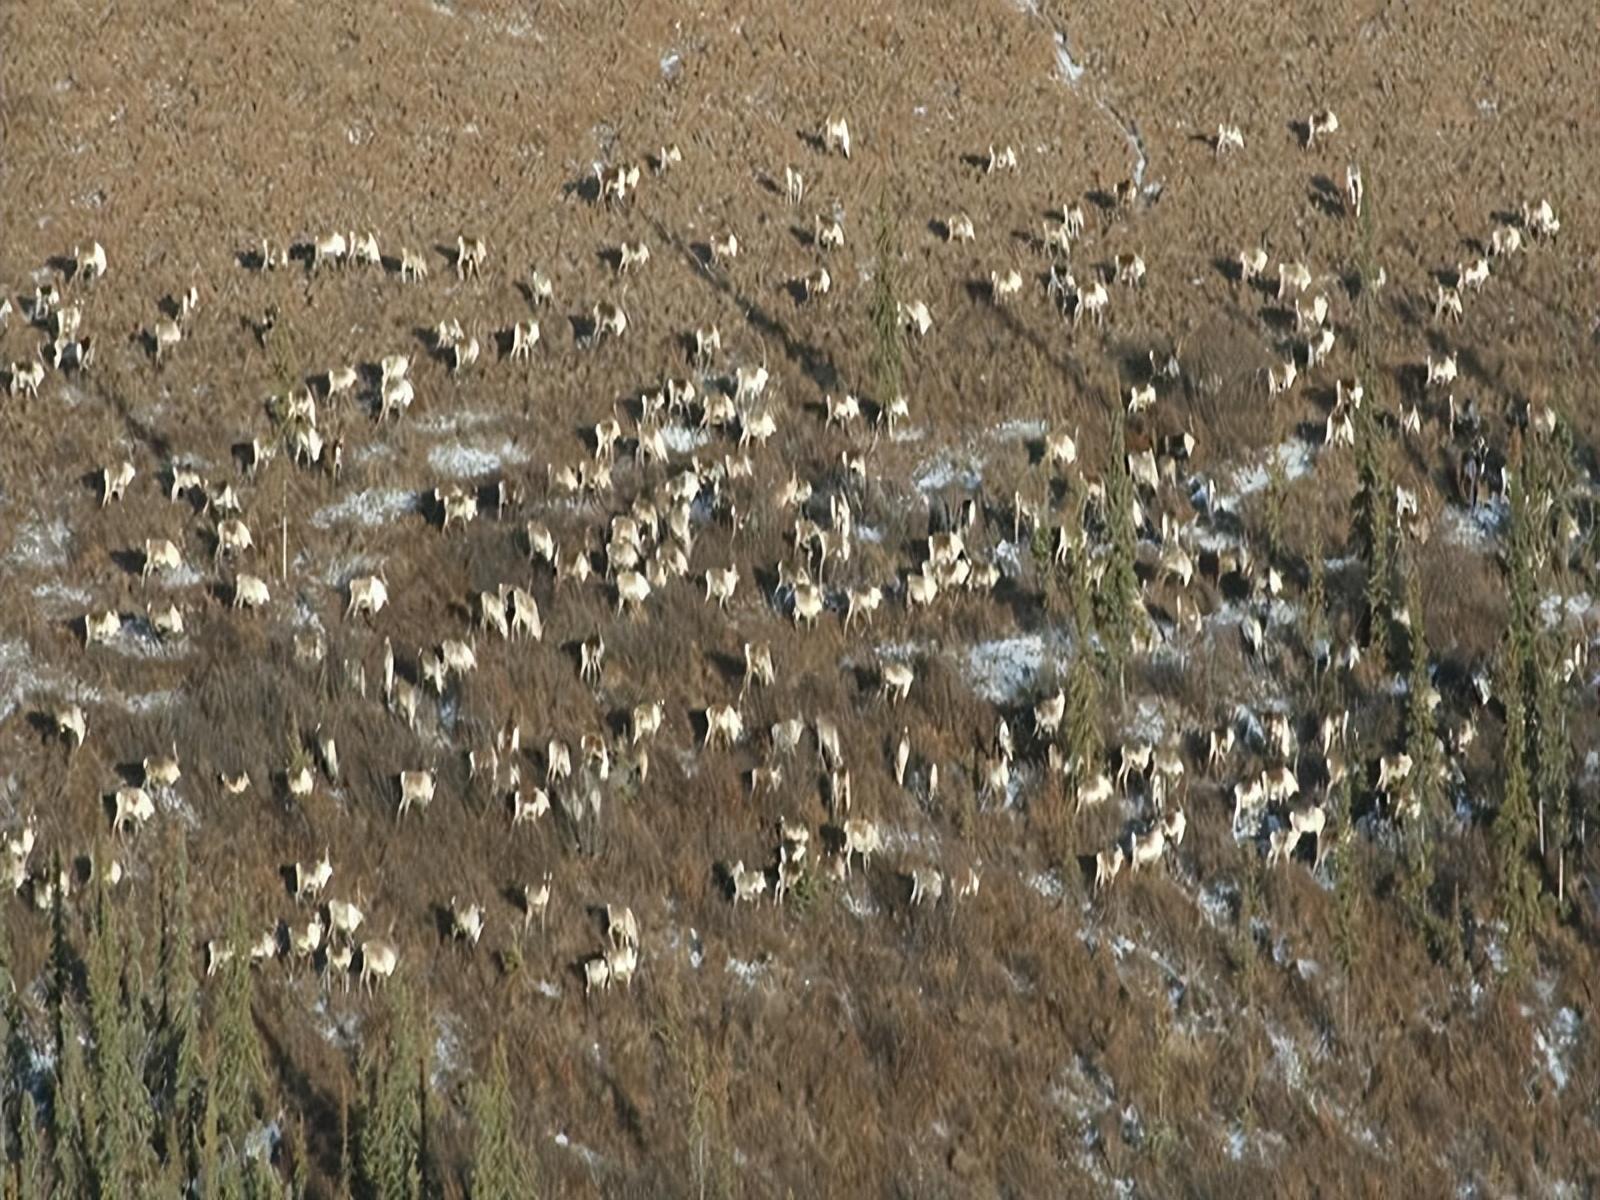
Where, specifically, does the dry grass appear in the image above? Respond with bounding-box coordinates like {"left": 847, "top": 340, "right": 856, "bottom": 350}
{"left": 4, "top": 0, "right": 1600, "bottom": 1195}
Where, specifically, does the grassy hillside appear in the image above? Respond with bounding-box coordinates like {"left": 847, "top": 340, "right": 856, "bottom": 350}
{"left": 2, "top": 0, "right": 1600, "bottom": 1195}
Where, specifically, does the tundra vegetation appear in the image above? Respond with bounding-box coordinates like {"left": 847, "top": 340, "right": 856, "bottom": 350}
{"left": 1, "top": 1, "right": 1599, "bottom": 1196}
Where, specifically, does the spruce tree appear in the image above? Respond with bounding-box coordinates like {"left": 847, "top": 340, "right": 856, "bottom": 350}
{"left": 1399, "top": 558, "right": 1440, "bottom": 938}
{"left": 45, "top": 880, "right": 89, "bottom": 1200}
{"left": 1262, "top": 456, "right": 1287, "bottom": 562}
{"left": 359, "top": 981, "right": 421, "bottom": 1200}
{"left": 1503, "top": 462, "right": 1551, "bottom": 860}
{"left": 1402, "top": 561, "right": 1441, "bottom": 821}
{"left": 1354, "top": 419, "right": 1393, "bottom": 672}
{"left": 1062, "top": 491, "right": 1106, "bottom": 790}
{"left": 470, "top": 1039, "right": 527, "bottom": 1200}
{"left": 1327, "top": 745, "right": 1354, "bottom": 826}
{"left": 1305, "top": 534, "right": 1327, "bottom": 650}
{"left": 47, "top": 857, "right": 73, "bottom": 1054}
{"left": 121, "top": 960, "right": 158, "bottom": 1192}
{"left": 51, "top": 1008, "right": 89, "bottom": 1200}
{"left": 338, "top": 1082, "right": 353, "bottom": 1200}
{"left": 1330, "top": 833, "right": 1364, "bottom": 1033}
{"left": 1494, "top": 654, "right": 1542, "bottom": 976}
{"left": 17, "top": 1092, "right": 45, "bottom": 1200}
{"left": 150, "top": 1148, "right": 186, "bottom": 1200}
{"left": 158, "top": 833, "right": 202, "bottom": 1149}
{"left": 292, "top": 1117, "right": 310, "bottom": 1200}
{"left": 1533, "top": 631, "right": 1573, "bottom": 904}
{"left": 218, "top": 1157, "right": 247, "bottom": 1200}
{"left": 417, "top": 1049, "right": 435, "bottom": 1200}
{"left": 1304, "top": 534, "right": 1332, "bottom": 707}
{"left": 1, "top": 912, "right": 32, "bottom": 1150}
{"left": 244, "top": 1152, "right": 279, "bottom": 1200}
{"left": 360, "top": 1058, "right": 420, "bottom": 1200}
{"left": 1062, "top": 482, "right": 1096, "bottom": 644}
{"left": 1524, "top": 413, "right": 1576, "bottom": 572}
{"left": 86, "top": 890, "right": 147, "bottom": 1197}
{"left": 1504, "top": 466, "right": 1539, "bottom": 675}
{"left": 211, "top": 897, "right": 266, "bottom": 1148}
{"left": 0, "top": 939, "right": 7, "bottom": 1176}
{"left": 1064, "top": 649, "right": 1104, "bottom": 788}
{"left": 196, "top": 1068, "right": 221, "bottom": 1200}
{"left": 1097, "top": 409, "right": 1142, "bottom": 692}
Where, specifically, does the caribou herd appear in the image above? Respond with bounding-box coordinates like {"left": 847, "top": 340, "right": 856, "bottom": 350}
{"left": 0, "top": 96, "right": 1574, "bottom": 1012}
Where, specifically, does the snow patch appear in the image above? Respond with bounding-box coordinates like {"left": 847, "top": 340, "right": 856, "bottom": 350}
{"left": 242, "top": 1120, "right": 281, "bottom": 1164}
{"left": 964, "top": 635, "right": 1047, "bottom": 704}
{"left": 914, "top": 454, "right": 982, "bottom": 493}
{"left": 428, "top": 439, "right": 528, "bottom": 478}
{"left": 1048, "top": 1056, "right": 1135, "bottom": 1196}
{"left": 1224, "top": 1122, "right": 1286, "bottom": 1164}
{"left": 311, "top": 488, "right": 418, "bottom": 529}
{"left": 120, "top": 689, "right": 179, "bottom": 715}
{"left": 994, "top": 539, "right": 1024, "bottom": 576}
{"left": 30, "top": 581, "right": 91, "bottom": 610}
{"left": 322, "top": 555, "right": 382, "bottom": 591}
{"left": 725, "top": 956, "right": 768, "bottom": 987}
{"left": 879, "top": 826, "right": 936, "bottom": 856}
{"left": 5, "top": 518, "right": 72, "bottom": 569}
{"left": 688, "top": 927, "right": 704, "bottom": 970}
{"left": 415, "top": 409, "right": 502, "bottom": 435}
{"left": 1047, "top": 1055, "right": 1116, "bottom": 1127}
{"left": 431, "top": 1011, "right": 465, "bottom": 1092}
{"left": 1028, "top": 870, "right": 1064, "bottom": 899}
{"left": 1229, "top": 439, "right": 1315, "bottom": 496}
{"left": 160, "top": 563, "right": 206, "bottom": 589}
{"left": 874, "top": 639, "right": 924, "bottom": 664}
{"left": 1267, "top": 1026, "right": 1304, "bottom": 1092}
{"left": 98, "top": 620, "right": 190, "bottom": 662}
{"left": 1123, "top": 698, "right": 1168, "bottom": 744}
{"left": 1226, "top": 1126, "right": 1247, "bottom": 1161}
{"left": 152, "top": 785, "right": 199, "bottom": 829}
{"left": 291, "top": 598, "right": 326, "bottom": 633}
{"left": 0, "top": 641, "right": 89, "bottom": 723}
{"left": 841, "top": 890, "right": 878, "bottom": 918}
{"left": 660, "top": 424, "right": 711, "bottom": 455}
{"left": 1479, "top": 922, "right": 1509, "bottom": 975}
{"left": 1441, "top": 500, "right": 1506, "bottom": 551}
{"left": 1535, "top": 1007, "right": 1580, "bottom": 1092}
{"left": 991, "top": 418, "right": 1048, "bottom": 442}
{"left": 1054, "top": 32, "right": 1085, "bottom": 85}
{"left": 311, "top": 993, "right": 363, "bottom": 1049}
{"left": 553, "top": 1131, "right": 606, "bottom": 1170}
{"left": 1196, "top": 882, "right": 1235, "bottom": 929}
{"left": 1539, "top": 591, "right": 1593, "bottom": 629}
